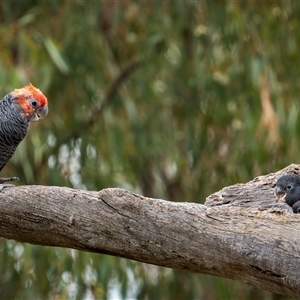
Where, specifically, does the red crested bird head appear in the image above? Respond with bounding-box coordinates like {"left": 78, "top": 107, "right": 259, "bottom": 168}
{"left": 11, "top": 83, "right": 48, "bottom": 122}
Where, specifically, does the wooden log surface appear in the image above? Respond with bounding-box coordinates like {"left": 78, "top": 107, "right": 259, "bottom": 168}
{"left": 0, "top": 164, "right": 300, "bottom": 297}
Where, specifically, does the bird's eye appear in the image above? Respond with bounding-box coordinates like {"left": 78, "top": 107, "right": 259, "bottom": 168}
{"left": 30, "top": 99, "right": 40, "bottom": 107}
{"left": 287, "top": 185, "right": 292, "bottom": 190}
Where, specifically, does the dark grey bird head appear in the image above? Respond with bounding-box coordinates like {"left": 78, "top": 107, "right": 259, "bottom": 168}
{"left": 274, "top": 174, "right": 300, "bottom": 213}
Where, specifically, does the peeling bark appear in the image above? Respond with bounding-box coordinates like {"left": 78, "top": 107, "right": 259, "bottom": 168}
{"left": 0, "top": 164, "right": 300, "bottom": 297}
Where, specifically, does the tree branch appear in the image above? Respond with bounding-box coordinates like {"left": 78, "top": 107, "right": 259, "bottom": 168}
{"left": 86, "top": 56, "right": 142, "bottom": 128}
{"left": 1, "top": 164, "right": 300, "bottom": 297}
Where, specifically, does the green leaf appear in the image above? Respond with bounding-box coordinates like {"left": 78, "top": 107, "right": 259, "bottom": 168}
{"left": 43, "top": 38, "right": 69, "bottom": 74}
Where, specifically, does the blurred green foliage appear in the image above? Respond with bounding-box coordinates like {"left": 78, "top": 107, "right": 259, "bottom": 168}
{"left": 0, "top": 1, "right": 299, "bottom": 299}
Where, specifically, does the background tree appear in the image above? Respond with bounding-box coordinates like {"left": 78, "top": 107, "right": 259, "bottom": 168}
{"left": 0, "top": 1, "right": 299, "bottom": 299}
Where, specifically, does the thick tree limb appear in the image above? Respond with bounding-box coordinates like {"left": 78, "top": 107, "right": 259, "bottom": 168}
{"left": 0, "top": 164, "right": 300, "bottom": 297}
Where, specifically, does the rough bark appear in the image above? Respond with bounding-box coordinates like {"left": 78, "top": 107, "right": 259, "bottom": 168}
{"left": 0, "top": 164, "right": 300, "bottom": 297}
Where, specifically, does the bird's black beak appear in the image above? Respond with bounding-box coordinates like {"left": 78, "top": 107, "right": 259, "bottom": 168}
{"left": 274, "top": 186, "right": 286, "bottom": 202}
{"left": 36, "top": 106, "right": 48, "bottom": 118}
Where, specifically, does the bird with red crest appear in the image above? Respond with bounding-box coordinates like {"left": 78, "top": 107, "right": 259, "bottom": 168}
{"left": 0, "top": 84, "right": 48, "bottom": 185}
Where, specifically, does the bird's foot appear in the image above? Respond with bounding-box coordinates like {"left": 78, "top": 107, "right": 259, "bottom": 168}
{"left": 0, "top": 177, "right": 19, "bottom": 184}
{"left": 0, "top": 177, "right": 19, "bottom": 191}
{"left": 292, "top": 201, "right": 300, "bottom": 213}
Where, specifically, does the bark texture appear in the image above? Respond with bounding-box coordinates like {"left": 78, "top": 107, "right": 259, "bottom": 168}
{"left": 0, "top": 164, "right": 300, "bottom": 297}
